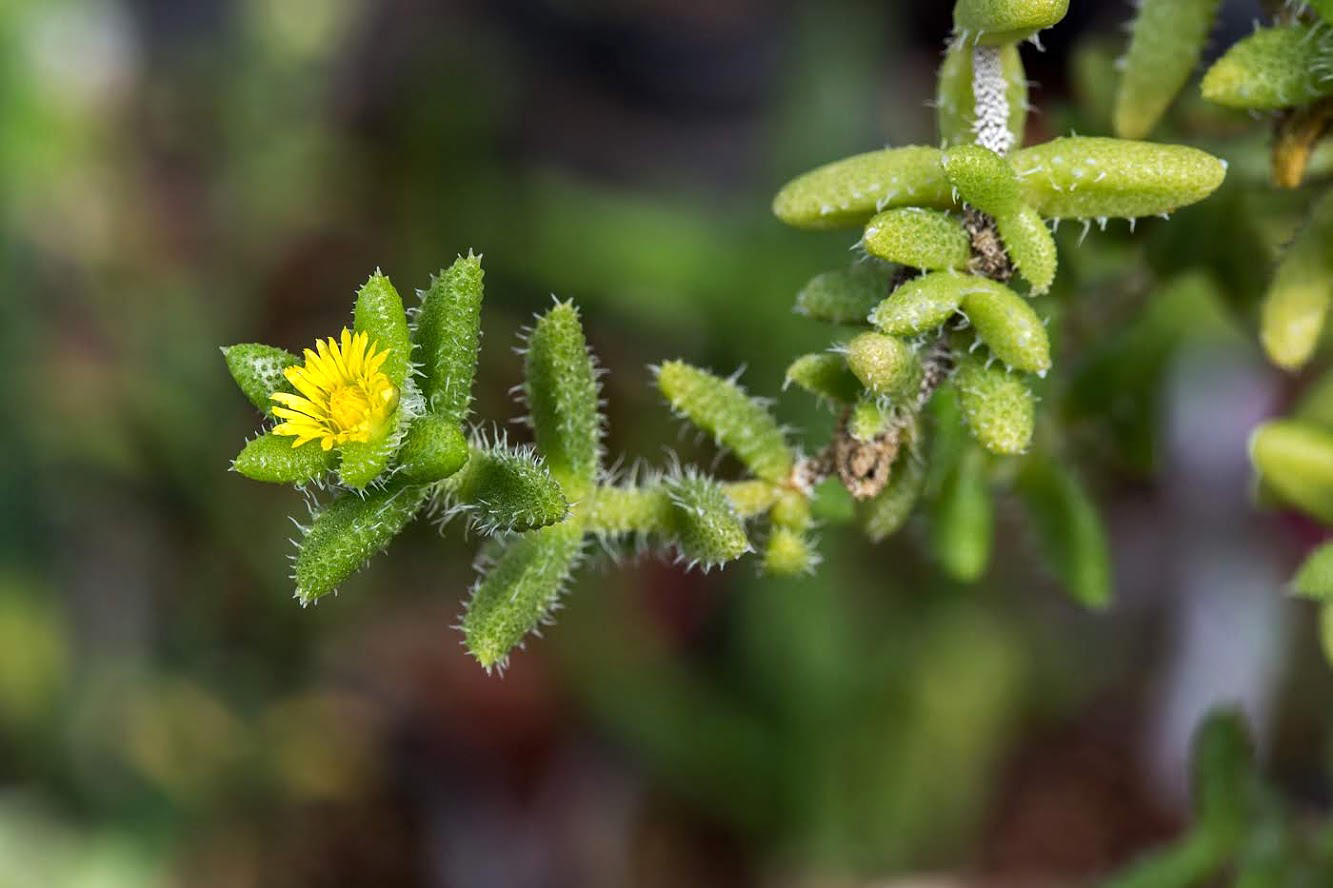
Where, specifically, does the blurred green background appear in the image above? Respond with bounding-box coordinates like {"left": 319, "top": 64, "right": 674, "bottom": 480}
{"left": 1, "top": 0, "right": 1331, "bottom": 885}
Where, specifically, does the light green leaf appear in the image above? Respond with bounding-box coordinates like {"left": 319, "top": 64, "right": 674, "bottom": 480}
{"left": 845, "top": 332, "right": 923, "bottom": 401}
{"left": 996, "top": 204, "right": 1057, "bottom": 295}
{"left": 785, "top": 353, "right": 861, "bottom": 405}
{"left": 1293, "top": 543, "right": 1333, "bottom": 601}
{"left": 953, "top": 0, "right": 1069, "bottom": 45}
{"left": 863, "top": 207, "right": 972, "bottom": 270}
{"left": 762, "top": 527, "right": 819, "bottom": 577}
{"left": 1114, "top": 0, "right": 1223, "bottom": 138}
{"left": 1016, "top": 460, "right": 1111, "bottom": 609}
{"left": 353, "top": 270, "right": 411, "bottom": 388}
{"left": 223, "top": 343, "right": 299, "bottom": 411}
{"left": 929, "top": 444, "right": 993, "bottom": 582}
{"left": 1249, "top": 419, "right": 1333, "bottom": 523}
{"left": 959, "top": 278, "right": 1051, "bottom": 374}
{"left": 772, "top": 146, "right": 953, "bottom": 230}
{"left": 794, "top": 263, "right": 895, "bottom": 324}
{"left": 1260, "top": 191, "right": 1333, "bottom": 371}
{"left": 871, "top": 270, "right": 967, "bottom": 335}
{"left": 1201, "top": 24, "right": 1333, "bottom": 111}
{"left": 233, "top": 431, "right": 334, "bottom": 484}
{"left": 954, "top": 354, "right": 1035, "bottom": 456}
{"left": 666, "top": 474, "right": 752, "bottom": 570}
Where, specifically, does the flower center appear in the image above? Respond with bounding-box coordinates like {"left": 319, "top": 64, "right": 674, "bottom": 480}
{"left": 328, "top": 383, "right": 376, "bottom": 435}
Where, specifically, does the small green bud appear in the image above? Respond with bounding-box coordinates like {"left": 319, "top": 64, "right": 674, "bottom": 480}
{"left": 861, "top": 448, "right": 926, "bottom": 542}
{"left": 863, "top": 208, "right": 972, "bottom": 270}
{"left": 223, "top": 344, "right": 300, "bottom": 411}
{"left": 785, "top": 353, "right": 861, "bottom": 405}
{"left": 1201, "top": 24, "right": 1333, "bottom": 111}
{"left": 1114, "top": 0, "right": 1223, "bottom": 139}
{"left": 794, "top": 262, "right": 894, "bottom": 324}
{"left": 1011, "top": 136, "right": 1227, "bottom": 219}
{"left": 462, "top": 522, "right": 584, "bottom": 671}
{"left": 525, "top": 301, "right": 602, "bottom": 498}
{"left": 929, "top": 445, "right": 993, "bottom": 582}
{"left": 1249, "top": 420, "right": 1333, "bottom": 523}
{"left": 870, "top": 270, "right": 967, "bottom": 335}
{"left": 937, "top": 41, "right": 1027, "bottom": 148}
{"left": 845, "top": 333, "right": 923, "bottom": 401}
{"left": 353, "top": 271, "right": 412, "bottom": 388}
{"left": 1016, "top": 460, "right": 1111, "bottom": 609}
{"left": 953, "top": 354, "right": 1035, "bottom": 455}
{"left": 849, "top": 396, "right": 895, "bottom": 442}
{"left": 233, "top": 431, "right": 334, "bottom": 484}
{"left": 398, "top": 415, "right": 469, "bottom": 482}
{"left": 762, "top": 527, "right": 819, "bottom": 576}
{"left": 416, "top": 252, "right": 484, "bottom": 423}
{"left": 942, "top": 144, "right": 1022, "bottom": 216}
{"left": 656, "top": 361, "right": 794, "bottom": 484}
{"left": 995, "top": 204, "right": 1057, "bottom": 295}
{"left": 959, "top": 278, "right": 1051, "bottom": 374}
{"left": 1260, "top": 192, "right": 1333, "bottom": 370}
{"left": 769, "top": 489, "right": 811, "bottom": 531}
{"left": 666, "top": 474, "right": 752, "bottom": 570}
{"left": 295, "top": 480, "right": 431, "bottom": 604}
{"left": 772, "top": 146, "right": 954, "bottom": 230}
{"left": 449, "top": 445, "right": 569, "bottom": 534}
{"left": 1293, "top": 543, "right": 1333, "bottom": 601}
{"left": 954, "top": 0, "right": 1069, "bottom": 45}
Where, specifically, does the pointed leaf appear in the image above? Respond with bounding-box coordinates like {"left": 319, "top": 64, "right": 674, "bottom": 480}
{"left": 1294, "top": 543, "right": 1333, "bottom": 602}
{"left": 223, "top": 344, "right": 300, "bottom": 411}
{"left": 1249, "top": 419, "right": 1333, "bottom": 523}
{"left": 1114, "top": 0, "right": 1223, "bottom": 138}
{"left": 785, "top": 353, "right": 861, "bottom": 405}
{"left": 772, "top": 146, "right": 953, "bottom": 230}
{"left": 233, "top": 431, "right": 335, "bottom": 484}
{"left": 416, "top": 252, "right": 484, "bottom": 422}
{"left": 1201, "top": 24, "right": 1333, "bottom": 111}
{"left": 762, "top": 527, "right": 819, "bottom": 577}
{"left": 665, "top": 474, "right": 751, "bottom": 569}
{"left": 525, "top": 301, "right": 602, "bottom": 498}
{"left": 1260, "top": 191, "right": 1333, "bottom": 370}
{"left": 449, "top": 445, "right": 570, "bottom": 534}
{"left": 353, "top": 271, "right": 411, "bottom": 388}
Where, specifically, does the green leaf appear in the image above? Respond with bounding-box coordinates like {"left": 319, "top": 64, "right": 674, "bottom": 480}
{"left": 233, "top": 431, "right": 334, "bottom": 484}
{"left": 397, "top": 414, "right": 469, "bottom": 483}
{"left": 871, "top": 270, "right": 967, "bottom": 335}
{"left": 1249, "top": 420, "right": 1333, "bottom": 523}
{"left": 665, "top": 474, "right": 752, "bottom": 570}
{"left": 294, "top": 480, "right": 432, "bottom": 604}
{"left": 784, "top": 353, "right": 861, "bottom": 405}
{"left": 863, "top": 207, "right": 972, "bottom": 270}
{"left": 448, "top": 444, "right": 570, "bottom": 534}
{"left": 1293, "top": 543, "right": 1333, "bottom": 601}
{"left": 959, "top": 277, "right": 1051, "bottom": 374}
{"left": 353, "top": 270, "right": 412, "bottom": 388}
{"left": 1011, "top": 136, "right": 1227, "bottom": 219}
{"left": 1099, "top": 831, "right": 1226, "bottom": 888}
{"left": 1294, "top": 364, "right": 1333, "bottom": 429}
{"left": 1114, "top": 0, "right": 1223, "bottom": 139}
{"left": 861, "top": 446, "right": 926, "bottom": 542}
{"left": 937, "top": 41, "right": 1027, "bottom": 148}
{"left": 845, "top": 332, "right": 923, "bottom": 401}
{"left": 1260, "top": 191, "right": 1333, "bottom": 371}
{"left": 794, "top": 263, "right": 894, "bottom": 324}
{"left": 772, "top": 146, "right": 953, "bottom": 230}
{"left": 524, "top": 301, "right": 603, "bottom": 498}
{"left": 416, "top": 252, "right": 484, "bottom": 423}
{"left": 954, "top": 354, "right": 1035, "bottom": 455}
{"left": 995, "top": 204, "right": 1057, "bottom": 295}
{"left": 848, "top": 395, "right": 895, "bottom": 442}
{"left": 1191, "top": 708, "right": 1253, "bottom": 851}
{"left": 762, "top": 527, "right": 818, "bottom": 577}
{"left": 942, "top": 144, "right": 1023, "bottom": 217}
{"left": 929, "top": 444, "right": 993, "bottom": 582}
{"left": 1016, "top": 460, "right": 1111, "bottom": 609}
{"left": 222, "top": 344, "right": 299, "bottom": 411}
{"left": 656, "top": 361, "right": 794, "bottom": 484}
{"left": 1201, "top": 24, "right": 1333, "bottom": 111}
{"left": 462, "top": 522, "right": 584, "bottom": 671}
{"left": 953, "top": 0, "right": 1069, "bottom": 45}
{"left": 338, "top": 428, "right": 399, "bottom": 490}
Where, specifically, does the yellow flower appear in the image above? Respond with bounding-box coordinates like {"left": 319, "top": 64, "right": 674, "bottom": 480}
{"left": 271, "top": 329, "right": 399, "bottom": 450}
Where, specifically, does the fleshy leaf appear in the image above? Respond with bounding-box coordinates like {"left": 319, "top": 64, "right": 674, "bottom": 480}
{"left": 338, "top": 429, "right": 399, "bottom": 490}
{"left": 954, "top": 354, "right": 1035, "bottom": 455}
{"left": 353, "top": 271, "right": 412, "bottom": 388}
{"left": 863, "top": 208, "right": 972, "bottom": 270}
{"left": 416, "top": 252, "right": 484, "bottom": 423}
{"left": 524, "top": 301, "right": 602, "bottom": 498}
{"left": 953, "top": 0, "right": 1069, "bottom": 45}
{"left": 762, "top": 527, "right": 818, "bottom": 577}
{"left": 942, "top": 144, "right": 1023, "bottom": 217}
{"left": 996, "top": 205, "right": 1057, "bottom": 295}
{"left": 772, "top": 146, "right": 954, "bottom": 230}
{"left": 462, "top": 522, "right": 583, "bottom": 671}
{"left": 666, "top": 474, "right": 752, "bottom": 570}
{"left": 1114, "top": 0, "right": 1223, "bottom": 138}
{"left": 845, "top": 332, "right": 922, "bottom": 401}
{"left": 294, "top": 481, "right": 431, "bottom": 604}
{"left": 448, "top": 445, "right": 570, "bottom": 534}
{"left": 937, "top": 41, "right": 1027, "bottom": 148}
{"left": 1011, "top": 137, "right": 1227, "bottom": 219}
{"left": 1201, "top": 24, "right": 1333, "bottom": 111}
{"left": 1259, "top": 191, "right": 1333, "bottom": 370}
{"left": 959, "top": 278, "right": 1051, "bottom": 374}
{"left": 398, "top": 414, "right": 469, "bottom": 483}
{"left": 1190, "top": 708, "right": 1253, "bottom": 850}
{"left": 929, "top": 444, "right": 993, "bottom": 582}
{"left": 785, "top": 353, "right": 861, "bottom": 405}
{"left": 233, "top": 431, "right": 335, "bottom": 484}
{"left": 1249, "top": 419, "right": 1333, "bottom": 523}
{"left": 223, "top": 344, "right": 300, "bottom": 411}
{"left": 1293, "top": 543, "right": 1333, "bottom": 602}
{"left": 871, "top": 270, "right": 967, "bottom": 335}
{"left": 1016, "top": 460, "right": 1111, "bottom": 609}
{"left": 794, "top": 263, "right": 894, "bottom": 324}
{"left": 849, "top": 396, "right": 895, "bottom": 443}
{"left": 656, "top": 361, "right": 794, "bottom": 484}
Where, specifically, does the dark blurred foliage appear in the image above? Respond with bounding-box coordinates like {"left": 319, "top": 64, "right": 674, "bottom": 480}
{"left": 0, "top": 0, "right": 1331, "bottom": 885}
